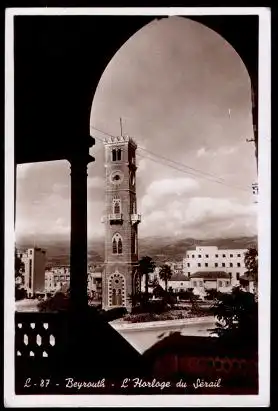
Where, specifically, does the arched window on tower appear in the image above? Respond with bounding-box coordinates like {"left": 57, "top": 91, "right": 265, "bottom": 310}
{"left": 118, "top": 238, "right": 123, "bottom": 254}
{"left": 108, "top": 272, "right": 125, "bottom": 307}
{"left": 117, "top": 149, "right": 122, "bottom": 161}
{"left": 112, "top": 233, "right": 123, "bottom": 254}
{"left": 112, "top": 289, "right": 117, "bottom": 305}
{"left": 112, "top": 149, "right": 117, "bottom": 161}
{"left": 113, "top": 199, "right": 121, "bottom": 214}
{"left": 112, "top": 238, "right": 117, "bottom": 254}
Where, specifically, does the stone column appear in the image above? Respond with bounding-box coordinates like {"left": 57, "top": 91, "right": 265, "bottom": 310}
{"left": 69, "top": 151, "right": 94, "bottom": 313}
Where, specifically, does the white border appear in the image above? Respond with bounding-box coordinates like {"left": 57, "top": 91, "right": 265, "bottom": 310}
{"left": 4, "top": 7, "right": 271, "bottom": 408}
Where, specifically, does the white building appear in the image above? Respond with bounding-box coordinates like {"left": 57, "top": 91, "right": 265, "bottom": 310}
{"left": 21, "top": 248, "right": 46, "bottom": 297}
{"left": 167, "top": 273, "right": 190, "bottom": 292}
{"left": 45, "top": 267, "right": 70, "bottom": 293}
{"left": 44, "top": 268, "right": 102, "bottom": 298}
{"left": 190, "top": 271, "right": 232, "bottom": 293}
{"left": 183, "top": 246, "right": 248, "bottom": 286}
{"left": 165, "top": 261, "right": 183, "bottom": 274}
{"left": 87, "top": 272, "right": 102, "bottom": 299}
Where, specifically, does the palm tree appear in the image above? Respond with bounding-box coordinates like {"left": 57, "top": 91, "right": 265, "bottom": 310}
{"left": 244, "top": 248, "right": 258, "bottom": 295}
{"left": 159, "top": 264, "right": 173, "bottom": 292}
{"left": 138, "top": 256, "right": 156, "bottom": 297}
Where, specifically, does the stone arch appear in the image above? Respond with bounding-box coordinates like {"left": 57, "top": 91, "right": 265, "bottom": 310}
{"left": 108, "top": 271, "right": 126, "bottom": 307}
{"left": 90, "top": 16, "right": 257, "bottom": 168}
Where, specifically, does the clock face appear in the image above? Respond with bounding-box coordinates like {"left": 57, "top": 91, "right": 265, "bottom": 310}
{"left": 110, "top": 170, "right": 124, "bottom": 185}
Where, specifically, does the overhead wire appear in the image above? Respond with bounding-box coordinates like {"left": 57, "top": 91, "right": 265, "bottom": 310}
{"left": 90, "top": 125, "right": 251, "bottom": 194}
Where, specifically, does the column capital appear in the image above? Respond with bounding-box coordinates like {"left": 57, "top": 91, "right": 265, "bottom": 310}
{"left": 69, "top": 153, "right": 95, "bottom": 167}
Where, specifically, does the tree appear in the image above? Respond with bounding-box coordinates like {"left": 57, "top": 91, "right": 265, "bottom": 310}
{"left": 138, "top": 256, "right": 156, "bottom": 297}
{"left": 159, "top": 264, "right": 173, "bottom": 292}
{"left": 210, "top": 286, "right": 258, "bottom": 347}
{"left": 205, "top": 288, "right": 222, "bottom": 301}
{"left": 187, "top": 288, "right": 200, "bottom": 313}
{"left": 15, "top": 248, "right": 24, "bottom": 279}
{"left": 244, "top": 247, "right": 258, "bottom": 294}
{"left": 15, "top": 248, "right": 25, "bottom": 300}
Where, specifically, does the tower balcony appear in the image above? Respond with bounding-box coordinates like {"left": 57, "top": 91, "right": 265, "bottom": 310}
{"left": 108, "top": 213, "right": 123, "bottom": 223}
{"left": 131, "top": 214, "right": 141, "bottom": 225}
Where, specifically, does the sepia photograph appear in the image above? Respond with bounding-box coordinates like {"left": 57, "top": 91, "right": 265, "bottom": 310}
{"left": 5, "top": 7, "right": 270, "bottom": 407}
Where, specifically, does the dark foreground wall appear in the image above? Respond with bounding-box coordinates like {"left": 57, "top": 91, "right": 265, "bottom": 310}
{"left": 15, "top": 311, "right": 258, "bottom": 395}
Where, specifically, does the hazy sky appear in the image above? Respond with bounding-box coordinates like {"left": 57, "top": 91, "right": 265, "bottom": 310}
{"left": 16, "top": 16, "right": 257, "bottom": 242}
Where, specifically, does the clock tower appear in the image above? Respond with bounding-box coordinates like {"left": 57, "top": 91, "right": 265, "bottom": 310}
{"left": 102, "top": 135, "right": 141, "bottom": 310}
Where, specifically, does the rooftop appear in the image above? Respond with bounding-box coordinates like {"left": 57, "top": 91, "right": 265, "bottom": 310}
{"left": 170, "top": 273, "right": 189, "bottom": 282}
{"left": 190, "top": 271, "right": 230, "bottom": 279}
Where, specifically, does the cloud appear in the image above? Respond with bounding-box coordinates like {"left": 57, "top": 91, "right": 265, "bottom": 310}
{"left": 139, "top": 196, "right": 257, "bottom": 239}
{"left": 88, "top": 176, "right": 104, "bottom": 189}
{"left": 197, "top": 146, "right": 238, "bottom": 158}
{"left": 140, "top": 177, "right": 199, "bottom": 213}
{"left": 147, "top": 177, "right": 199, "bottom": 197}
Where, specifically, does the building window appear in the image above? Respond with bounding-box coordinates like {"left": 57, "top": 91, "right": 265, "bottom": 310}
{"left": 112, "top": 233, "right": 123, "bottom": 254}
{"left": 199, "top": 281, "right": 203, "bottom": 286}
{"left": 188, "top": 272, "right": 191, "bottom": 276}
{"left": 230, "top": 262, "right": 233, "bottom": 267}
{"left": 222, "top": 254, "right": 226, "bottom": 258}
{"left": 219, "top": 281, "right": 222, "bottom": 287}
{"left": 237, "top": 254, "right": 241, "bottom": 257}
{"left": 192, "top": 255, "right": 195, "bottom": 258}
{"left": 198, "top": 263, "right": 201, "bottom": 267}
{"left": 230, "top": 254, "right": 233, "bottom": 257}
{"left": 112, "top": 148, "right": 122, "bottom": 162}
{"left": 215, "top": 263, "right": 218, "bottom": 268}
{"left": 237, "top": 262, "right": 241, "bottom": 267}
{"left": 193, "top": 281, "right": 197, "bottom": 287}
{"left": 236, "top": 273, "right": 240, "bottom": 280}
{"left": 205, "top": 254, "right": 209, "bottom": 258}
{"left": 198, "top": 254, "right": 202, "bottom": 258}
{"left": 113, "top": 200, "right": 121, "bottom": 214}
{"left": 187, "top": 263, "right": 190, "bottom": 267}
{"left": 222, "top": 262, "right": 225, "bottom": 267}
{"left": 226, "top": 281, "right": 229, "bottom": 287}
{"left": 180, "top": 282, "right": 183, "bottom": 286}
{"left": 215, "top": 254, "right": 218, "bottom": 258}
{"left": 205, "top": 263, "right": 208, "bottom": 267}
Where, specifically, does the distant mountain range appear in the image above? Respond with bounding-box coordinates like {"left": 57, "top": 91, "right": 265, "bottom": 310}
{"left": 16, "top": 235, "right": 257, "bottom": 267}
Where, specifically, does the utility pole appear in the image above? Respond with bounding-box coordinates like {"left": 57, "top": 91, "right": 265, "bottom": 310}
{"left": 120, "top": 117, "right": 123, "bottom": 137}
{"left": 246, "top": 137, "right": 258, "bottom": 203}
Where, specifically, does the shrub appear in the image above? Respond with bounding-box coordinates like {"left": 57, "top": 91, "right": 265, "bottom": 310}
{"left": 210, "top": 286, "right": 258, "bottom": 347}
{"left": 15, "top": 287, "right": 27, "bottom": 301}
{"left": 38, "top": 291, "right": 70, "bottom": 312}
